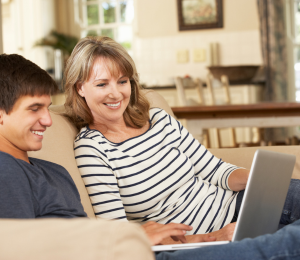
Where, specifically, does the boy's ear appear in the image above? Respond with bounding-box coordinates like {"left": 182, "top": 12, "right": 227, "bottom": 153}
{"left": 0, "top": 110, "right": 4, "bottom": 125}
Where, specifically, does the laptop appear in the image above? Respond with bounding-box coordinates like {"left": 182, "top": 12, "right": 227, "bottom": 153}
{"left": 152, "top": 149, "right": 296, "bottom": 251}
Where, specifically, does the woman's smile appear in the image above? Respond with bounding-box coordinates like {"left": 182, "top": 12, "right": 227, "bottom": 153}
{"left": 104, "top": 101, "right": 122, "bottom": 109}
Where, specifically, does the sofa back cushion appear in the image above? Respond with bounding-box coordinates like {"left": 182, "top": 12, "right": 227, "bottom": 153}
{"left": 209, "top": 146, "right": 300, "bottom": 180}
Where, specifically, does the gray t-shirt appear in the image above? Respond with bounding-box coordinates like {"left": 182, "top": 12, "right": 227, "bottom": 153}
{"left": 0, "top": 151, "right": 87, "bottom": 218}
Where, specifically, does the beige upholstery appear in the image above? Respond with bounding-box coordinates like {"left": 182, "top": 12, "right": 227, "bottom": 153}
{"left": 209, "top": 146, "right": 300, "bottom": 180}
{"left": 0, "top": 219, "right": 153, "bottom": 260}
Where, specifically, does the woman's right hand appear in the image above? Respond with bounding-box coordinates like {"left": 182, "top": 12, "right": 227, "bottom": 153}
{"left": 141, "top": 221, "right": 193, "bottom": 245}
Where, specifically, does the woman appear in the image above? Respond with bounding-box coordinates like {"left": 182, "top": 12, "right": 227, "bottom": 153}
{"left": 63, "top": 36, "right": 252, "bottom": 243}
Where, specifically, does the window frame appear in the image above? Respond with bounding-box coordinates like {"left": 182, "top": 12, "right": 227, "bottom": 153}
{"left": 78, "top": 0, "right": 134, "bottom": 47}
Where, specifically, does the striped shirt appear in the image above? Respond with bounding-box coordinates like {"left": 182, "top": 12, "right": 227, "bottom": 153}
{"left": 74, "top": 108, "right": 239, "bottom": 234}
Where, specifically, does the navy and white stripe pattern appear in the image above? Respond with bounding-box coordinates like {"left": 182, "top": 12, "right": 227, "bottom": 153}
{"left": 75, "top": 108, "right": 239, "bottom": 234}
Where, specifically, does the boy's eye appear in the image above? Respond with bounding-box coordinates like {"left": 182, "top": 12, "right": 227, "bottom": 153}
{"left": 31, "top": 107, "right": 39, "bottom": 112}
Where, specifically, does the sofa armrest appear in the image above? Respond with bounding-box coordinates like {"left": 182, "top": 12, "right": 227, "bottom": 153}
{"left": 0, "top": 218, "right": 154, "bottom": 260}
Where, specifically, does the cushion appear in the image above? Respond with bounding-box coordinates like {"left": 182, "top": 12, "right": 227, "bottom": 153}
{"left": 0, "top": 218, "right": 154, "bottom": 260}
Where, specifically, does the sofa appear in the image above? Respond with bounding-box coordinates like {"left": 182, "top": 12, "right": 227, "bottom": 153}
{"left": 1, "top": 90, "right": 300, "bottom": 260}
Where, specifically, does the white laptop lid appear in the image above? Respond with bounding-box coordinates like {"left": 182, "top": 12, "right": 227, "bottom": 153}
{"left": 232, "top": 149, "right": 295, "bottom": 241}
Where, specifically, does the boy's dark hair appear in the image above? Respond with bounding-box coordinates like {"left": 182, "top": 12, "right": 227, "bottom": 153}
{"left": 0, "top": 54, "right": 58, "bottom": 113}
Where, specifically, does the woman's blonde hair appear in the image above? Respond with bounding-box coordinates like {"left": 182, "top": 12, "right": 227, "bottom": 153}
{"left": 64, "top": 36, "right": 150, "bottom": 130}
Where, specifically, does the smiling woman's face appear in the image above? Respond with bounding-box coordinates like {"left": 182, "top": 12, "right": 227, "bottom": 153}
{"left": 78, "top": 57, "right": 131, "bottom": 127}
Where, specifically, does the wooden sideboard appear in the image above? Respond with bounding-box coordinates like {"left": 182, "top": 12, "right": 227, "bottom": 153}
{"left": 171, "top": 102, "right": 300, "bottom": 129}
{"left": 170, "top": 102, "right": 300, "bottom": 148}
{"left": 151, "top": 84, "right": 264, "bottom": 147}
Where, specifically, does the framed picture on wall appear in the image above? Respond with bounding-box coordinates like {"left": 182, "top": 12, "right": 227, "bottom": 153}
{"left": 177, "top": 0, "right": 223, "bottom": 31}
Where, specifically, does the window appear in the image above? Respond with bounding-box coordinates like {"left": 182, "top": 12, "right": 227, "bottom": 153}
{"left": 76, "top": 0, "right": 134, "bottom": 54}
{"left": 293, "top": 1, "right": 300, "bottom": 100}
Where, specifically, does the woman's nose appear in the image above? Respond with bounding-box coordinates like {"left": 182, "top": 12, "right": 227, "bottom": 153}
{"left": 108, "top": 85, "right": 122, "bottom": 99}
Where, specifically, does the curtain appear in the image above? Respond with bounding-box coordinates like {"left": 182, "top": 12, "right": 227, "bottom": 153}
{"left": 257, "top": 0, "right": 289, "bottom": 144}
{"left": 257, "top": 0, "right": 288, "bottom": 102}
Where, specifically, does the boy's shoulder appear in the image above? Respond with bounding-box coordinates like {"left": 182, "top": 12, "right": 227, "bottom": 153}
{"left": 0, "top": 151, "right": 22, "bottom": 168}
{"left": 0, "top": 151, "right": 28, "bottom": 182}
{"left": 28, "top": 157, "right": 71, "bottom": 179}
{"left": 0, "top": 151, "right": 68, "bottom": 179}
{"left": 29, "top": 157, "right": 65, "bottom": 169}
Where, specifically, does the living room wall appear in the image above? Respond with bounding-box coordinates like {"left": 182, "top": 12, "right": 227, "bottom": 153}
{"left": 133, "top": 0, "right": 262, "bottom": 86}
{"left": 135, "top": 0, "right": 259, "bottom": 38}
{"left": 2, "top": 0, "right": 262, "bottom": 87}
{"left": 1, "top": 0, "right": 79, "bottom": 70}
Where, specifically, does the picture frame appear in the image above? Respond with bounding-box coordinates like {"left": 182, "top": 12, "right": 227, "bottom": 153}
{"left": 177, "top": 0, "right": 223, "bottom": 31}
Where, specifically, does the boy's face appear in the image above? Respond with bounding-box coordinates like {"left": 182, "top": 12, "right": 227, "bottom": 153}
{"left": 0, "top": 95, "right": 52, "bottom": 153}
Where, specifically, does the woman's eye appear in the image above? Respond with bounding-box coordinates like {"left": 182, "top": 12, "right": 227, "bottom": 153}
{"left": 96, "top": 83, "right": 106, "bottom": 87}
{"left": 120, "top": 80, "right": 128, "bottom": 85}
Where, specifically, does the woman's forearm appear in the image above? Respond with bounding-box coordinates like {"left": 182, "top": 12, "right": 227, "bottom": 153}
{"left": 227, "top": 168, "right": 250, "bottom": 191}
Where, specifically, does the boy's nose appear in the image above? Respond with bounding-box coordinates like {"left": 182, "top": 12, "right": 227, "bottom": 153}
{"left": 40, "top": 109, "right": 52, "bottom": 127}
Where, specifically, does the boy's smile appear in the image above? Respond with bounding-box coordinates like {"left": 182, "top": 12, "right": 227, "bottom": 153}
{"left": 0, "top": 95, "right": 52, "bottom": 162}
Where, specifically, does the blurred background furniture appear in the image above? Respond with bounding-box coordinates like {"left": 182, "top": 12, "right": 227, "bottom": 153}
{"left": 175, "top": 76, "right": 210, "bottom": 147}
{"left": 175, "top": 74, "right": 238, "bottom": 148}
{"left": 206, "top": 73, "right": 237, "bottom": 148}
{"left": 171, "top": 103, "right": 300, "bottom": 140}
{"left": 175, "top": 76, "right": 205, "bottom": 106}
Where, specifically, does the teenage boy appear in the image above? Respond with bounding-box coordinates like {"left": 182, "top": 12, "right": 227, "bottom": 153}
{"left": 0, "top": 54, "right": 87, "bottom": 218}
